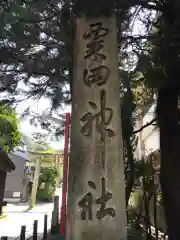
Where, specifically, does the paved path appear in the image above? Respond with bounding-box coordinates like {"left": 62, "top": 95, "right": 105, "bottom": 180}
{"left": 0, "top": 189, "right": 62, "bottom": 239}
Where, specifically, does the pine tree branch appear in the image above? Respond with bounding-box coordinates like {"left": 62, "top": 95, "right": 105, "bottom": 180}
{"left": 2, "top": 69, "right": 59, "bottom": 79}
{"left": 133, "top": 118, "right": 156, "bottom": 134}
{"left": 17, "top": 15, "right": 55, "bottom": 23}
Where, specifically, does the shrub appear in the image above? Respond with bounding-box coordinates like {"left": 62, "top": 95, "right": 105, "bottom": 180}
{"left": 37, "top": 167, "right": 58, "bottom": 202}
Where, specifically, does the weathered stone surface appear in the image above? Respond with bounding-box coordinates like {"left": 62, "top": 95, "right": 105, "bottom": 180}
{"left": 66, "top": 17, "right": 127, "bottom": 240}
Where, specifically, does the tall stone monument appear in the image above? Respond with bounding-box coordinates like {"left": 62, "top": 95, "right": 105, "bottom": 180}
{"left": 66, "top": 17, "right": 127, "bottom": 240}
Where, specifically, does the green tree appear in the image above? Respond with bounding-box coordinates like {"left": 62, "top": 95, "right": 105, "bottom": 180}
{"left": 37, "top": 167, "right": 58, "bottom": 202}
{"left": 0, "top": 104, "right": 21, "bottom": 152}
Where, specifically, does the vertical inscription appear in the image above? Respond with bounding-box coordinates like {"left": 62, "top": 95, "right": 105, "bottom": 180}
{"left": 83, "top": 66, "right": 110, "bottom": 87}
{"left": 80, "top": 90, "right": 114, "bottom": 138}
{"left": 80, "top": 90, "right": 114, "bottom": 169}
{"left": 78, "top": 179, "right": 116, "bottom": 220}
{"left": 83, "top": 22, "right": 109, "bottom": 61}
{"left": 78, "top": 21, "right": 116, "bottom": 221}
{"left": 96, "top": 178, "right": 116, "bottom": 219}
{"left": 67, "top": 17, "right": 127, "bottom": 240}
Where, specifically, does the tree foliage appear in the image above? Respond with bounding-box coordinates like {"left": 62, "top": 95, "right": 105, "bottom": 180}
{"left": 0, "top": 0, "right": 72, "bottom": 107}
{"left": 37, "top": 167, "right": 58, "bottom": 202}
{"left": 0, "top": 104, "right": 21, "bottom": 152}
{"left": 0, "top": 0, "right": 153, "bottom": 110}
{"left": 0, "top": 0, "right": 155, "bottom": 143}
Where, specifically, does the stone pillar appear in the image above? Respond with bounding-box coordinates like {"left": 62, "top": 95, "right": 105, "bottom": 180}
{"left": 66, "top": 17, "right": 127, "bottom": 240}
{"left": 30, "top": 158, "right": 41, "bottom": 208}
{"left": 51, "top": 196, "right": 59, "bottom": 234}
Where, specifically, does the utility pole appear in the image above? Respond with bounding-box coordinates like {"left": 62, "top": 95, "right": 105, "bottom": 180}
{"left": 30, "top": 157, "right": 42, "bottom": 208}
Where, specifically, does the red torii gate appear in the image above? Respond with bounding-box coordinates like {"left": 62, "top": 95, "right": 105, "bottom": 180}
{"left": 60, "top": 113, "right": 70, "bottom": 237}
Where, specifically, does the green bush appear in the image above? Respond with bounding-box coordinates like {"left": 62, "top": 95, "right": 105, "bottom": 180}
{"left": 37, "top": 167, "right": 58, "bottom": 202}
{"left": 37, "top": 185, "right": 55, "bottom": 202}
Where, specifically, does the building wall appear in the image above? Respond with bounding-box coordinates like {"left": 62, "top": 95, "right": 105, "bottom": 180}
{"left": 135, "top": 103, "right": 159, "bottom": 158}
{"left": 141, "top": 104, "right": 156, "bottom": 140}
{"left": 144, "top": 129, "right": 159, "bottom": 156}
{"left": 4, "top": 154, "right": 26, "bottom": 198}
{"left": 134, "top": 103, "right": 165, "bottom": 231}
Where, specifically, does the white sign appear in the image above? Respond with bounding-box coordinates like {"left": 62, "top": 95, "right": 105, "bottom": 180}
{"left": 13, "top": 192, "right": 21, "bottom": 198}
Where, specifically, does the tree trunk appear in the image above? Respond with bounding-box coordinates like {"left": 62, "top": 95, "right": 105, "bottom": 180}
{"left": 125, "top": 137, "right": 135, "bottom": 207}
{"left": 157, "top": 87, "right": 180, "bottom": 239}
